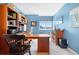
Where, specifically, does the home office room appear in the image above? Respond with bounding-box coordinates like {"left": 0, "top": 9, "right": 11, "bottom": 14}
{"left": 0, "top": 1, "right": 79, "bottom": 57}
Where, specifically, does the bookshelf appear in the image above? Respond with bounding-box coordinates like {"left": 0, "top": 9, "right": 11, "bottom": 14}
{"left": 7, "top": 7, "right": 18, "bottom": 34}
{"left": 0, "top": 4, "right": 28, "bottom": 54}
{"left": 17, "top": 13, "right": 27, "bottom": 32}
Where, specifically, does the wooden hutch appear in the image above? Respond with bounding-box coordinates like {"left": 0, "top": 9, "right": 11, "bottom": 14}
{"left": 0, "top": 4, "right": 28, "bottom": 54}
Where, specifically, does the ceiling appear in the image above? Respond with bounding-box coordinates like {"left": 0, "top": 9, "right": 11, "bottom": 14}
{"left": 14, "top": 3, "right": 65, "bottom": 16}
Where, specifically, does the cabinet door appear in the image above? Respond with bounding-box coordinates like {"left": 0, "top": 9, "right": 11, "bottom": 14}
{"left": 0, "top": 4, "right": 9, "bottom": 54}
{"left": 0, "top": 4, "right": 7, "bottom": 36}
{"left": 38, "top": 37, "right": 49, "bottom": 52}
{"left": 57, "top": 30, "right": 64, "bottom": 38}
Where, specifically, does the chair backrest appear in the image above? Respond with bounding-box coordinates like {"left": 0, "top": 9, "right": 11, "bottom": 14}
{"left": 4, "top": 34, "right": 26, "bottom": 41}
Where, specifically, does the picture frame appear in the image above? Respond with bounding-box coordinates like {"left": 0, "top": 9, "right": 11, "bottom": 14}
{"left": 70, "top": 7, "right": 79, "bottom": 27}
{"left": 31, "top": 21, "right": 37, "bottom": 27}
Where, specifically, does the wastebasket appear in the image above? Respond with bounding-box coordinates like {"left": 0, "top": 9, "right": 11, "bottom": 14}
{"left": 59, "top": 38, "right": 68, "bottom": 48}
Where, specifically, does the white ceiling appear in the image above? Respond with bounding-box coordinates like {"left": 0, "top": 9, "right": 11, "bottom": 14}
{"left": 14, "top": 3, "right": 65, "bottom": 16}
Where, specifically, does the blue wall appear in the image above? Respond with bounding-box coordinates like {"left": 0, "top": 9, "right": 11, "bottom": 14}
{"left": 26, "top": 15, "right": 40, "bottom": 34}
{"left": 38, "top": 16, "right": 53, "bottom": 34}
{"left": 26, "top": 15, "right": 53, "bottom": 34}
{"left": 54, "top": 3, "right": 79, "bottom": 54}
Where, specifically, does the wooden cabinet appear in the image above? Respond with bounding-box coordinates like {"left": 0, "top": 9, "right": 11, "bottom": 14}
{"left": 38, "top": 37, "right": 49, "bottom": 53}
{"left": 0, "top": 4, "right": 28, "bottom": 34}
{"left": 0, "top": 4, "right": 9, "bottom": 54}
{"left": 0, "top": 4, "right": 7, "bottom": 37}
{"left": 51, "top": 29, "right": 64, "bottom": 45}
{"left": 56, "top": 30, "right": 64, "bottom": 45}
{"left": 56, "top": 30, "right": 64, "bottom": 39}
{"left": 25, "top": 35, "right": 49, "bottom": 54}
{"left": 0, "top": 4, "right": 28, "bottom": 54}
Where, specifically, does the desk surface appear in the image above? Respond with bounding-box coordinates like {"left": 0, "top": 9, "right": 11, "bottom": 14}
{"left": 17, "top": 32, "right": 50, "bottom": 37}
{"left": 25, "top": 34, "right": 50, "bottom": 37}
{"left": 24, "top": 34, "right": 50, "bottom": 39}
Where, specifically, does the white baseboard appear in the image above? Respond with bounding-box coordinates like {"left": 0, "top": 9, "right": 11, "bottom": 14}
{"left": 67, "top": 48, "right": 78, "bottom": 55}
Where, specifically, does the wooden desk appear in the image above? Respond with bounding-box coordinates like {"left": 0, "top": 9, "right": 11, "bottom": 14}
{"left": 25, "top": 34, "right": 49, "bottom": 54}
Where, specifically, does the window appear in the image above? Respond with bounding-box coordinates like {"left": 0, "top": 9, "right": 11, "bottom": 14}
{"left": 39, "top": 21, "right": 53, "bottom": 30}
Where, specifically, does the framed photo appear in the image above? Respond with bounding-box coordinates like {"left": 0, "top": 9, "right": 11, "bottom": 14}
{"left": 70, "top": 7, "right": 79, "bottom": 27}
{"left": 31, "top": 21, "right": 37, "bottom": 27}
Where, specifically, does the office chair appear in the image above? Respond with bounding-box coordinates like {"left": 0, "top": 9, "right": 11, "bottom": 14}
{"left": 4, "top": 34, "right": 31, "bottom": 55}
